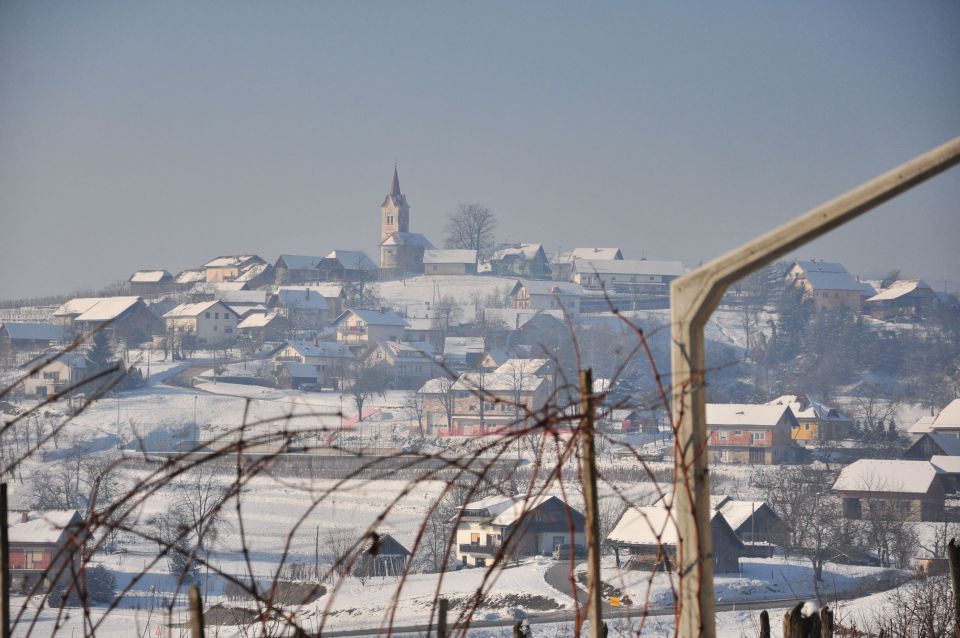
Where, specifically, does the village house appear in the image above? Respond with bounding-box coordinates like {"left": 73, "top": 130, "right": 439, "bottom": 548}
{"left": 442, "top": 368, "right": 549, "bottom": 435}
{"left": 7, "top": 510, "right": 86, "bottom": 593}
{"left": 767, "top": 394, "right": 852, "bottom": 443}
{"left": 19, "top": 352, "right": 90, "bottom": 398}
{"left": 442, "top": 336, "right": 486, "bottom": 370}
{"left": 485, "top": 243, "right": 551, "bottom": 279}
{"left": 706, "top": 403, "right": 797, "bottom": 465}
{"left": 865, "top": 279, "right": 939, "bottom": 320}
{"left": 423, "top": 249, "right": 478, "bottom": 275}
{"left": 605, "top": 505, "right": 743, "bottom": 573}
{"left": 333, "top": 308, "right": 407, "bottom": 351}
{"left": 786, "top": 260, "right": 875, "bottom": 313}
{"left": 908, "top": 399, "right": 960, "bottom": 439}
{"left": 273, "top": 255, "right": 325, "bottom": 284}
{"left": 454, "top": 495, "right": 585, "bottom": 568}
{"left": 510, "top": 280, "right": 583, "bottom": 313}
{"left": 236, "top": 312, "right": 288, "bottom": 342}
{"left": 270, "top": 286, "right": 331, "bottom": 330}
{"left": 833, "top": 459, "right": 946, "bottom": 522}
{"left": 714, "top": 496, "right": 789, "bottom": 551}
{"left": 163, "top": 300, "right": 240, "bottom": 345}
{"left": 53, "top": 296, "right": 162, "bottom": 345}
{"left": 318, "top": 250, "right": 379, "bottom": 281}
{"left": 173, "top": 269, "right": 206, "bottom": 290}
{"left": 128, "top": 269, "right": 175, "bottom": 296}
{"left": 365, "top": 340, "right": 440, "bottom": 389}
{"left": 353, "top": 534, "right": 411, "bottom": 578}
{"left": 276, "top": 362, "right": 321, "bottom": 390}
{"left": 0, "top": 322, "right": 65, "bottom": 362}
{"left": 272, "top": 339, "right": 354, "bottom": 388}
{"left": 571, "top": 258, "right": 683, "bottom": 294}
{"left": 202, "top": 255, "right": 270, "bottom": 284}
{"left": 552, "top": 247, "right": 624, "bottom": 281}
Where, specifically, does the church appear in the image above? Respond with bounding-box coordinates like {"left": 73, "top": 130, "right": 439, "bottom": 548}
{"left": 378, "top": 166, "right": 434, "bottom": 277}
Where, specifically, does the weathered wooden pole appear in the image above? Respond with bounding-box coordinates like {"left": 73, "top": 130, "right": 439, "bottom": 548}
{"left": 759, "top": 610, "right": 770, "bottom": 638}
{"left": 671, "top": 136, "right": 960, "bottom": 637}
{"left": 188, "top": 584, "right": 205, "bottom": 638}
{"left": 820, "top": 607, "right": 833, "bottom": 638}
{"left": 1, "top": 483, "right": 9, "bottom": 638}
{"left": 948, "top": 538, "right": 960, "bottom": 636}
{"left": 437, "top": 597, "right": 449, "bottom": 638}
{"left": 580, "top": 368, "right": 605, "bottom": 638}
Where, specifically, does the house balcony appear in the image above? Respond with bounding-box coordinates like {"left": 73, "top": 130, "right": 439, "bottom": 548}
{"left": 459, "top": 543, "right": 500, "bottom": 555}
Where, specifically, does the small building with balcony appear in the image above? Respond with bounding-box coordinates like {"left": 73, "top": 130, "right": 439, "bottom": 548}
{"left": 332, "top": 309, "right": 407, "bottom": 353}
{"left": 706, "top": 403, "right": 798, "bottom": 465}
{"left": 454, "top": 494, "right": 585, "bottom": 568}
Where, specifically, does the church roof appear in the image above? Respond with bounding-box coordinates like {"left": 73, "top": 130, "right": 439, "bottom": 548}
{"left": 381, "top": 166, "right": 408, "bottom": 208}
{"left": 381, "top": 232, "right": 434, "bottom": 249}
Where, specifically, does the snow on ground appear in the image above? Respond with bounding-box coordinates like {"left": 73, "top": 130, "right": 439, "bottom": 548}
{"left": 379, "top": 275, "right": 519, "bottom": 317}
{"left": 599, "top": 555, "right": 903, "bottom": 609}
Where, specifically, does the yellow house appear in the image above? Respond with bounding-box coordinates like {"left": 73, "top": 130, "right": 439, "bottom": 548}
{"left": 767, "top": 394, "right": 851, "bottom": 443}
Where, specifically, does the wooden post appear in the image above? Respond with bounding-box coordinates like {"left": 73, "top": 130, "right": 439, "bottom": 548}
{"left": 672, "top": 136, "right": 960, "bottom": 637}
{"left": 580, "top": 369, "right": 604, "bottom": 638}
{"left": 188, "top": 584, "right": 204, "bottom": 638}
{"left": 948, "top": 538, "right": 960, "bottom": 637}
{"left": 759, "top": 610, "right": 770, "bottom": 638}
{"left": 820, "top": 607, "right": 833, "bottom": 638}
{"left": 437, "top": 597, "right": 448, "bottom": 638}
{"left": 1, "top": 483, "right": 9, "bottom": 638}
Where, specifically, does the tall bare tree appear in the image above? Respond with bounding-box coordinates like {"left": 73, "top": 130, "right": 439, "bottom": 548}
{"left": 444, "top": 203, "right": 497, "bottom": 259}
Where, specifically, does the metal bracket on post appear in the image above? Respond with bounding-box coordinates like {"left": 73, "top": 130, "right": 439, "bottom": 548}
{"left": 671, "top": 136, "right": 960, "bottom": 636}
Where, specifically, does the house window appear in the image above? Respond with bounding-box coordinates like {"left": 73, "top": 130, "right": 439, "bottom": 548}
{"left": 804, "top": 423, "right": 811, "bottom": 431}
{"left": 213, "top": 325, "right": 218, "bottom": 332}
{"left": 214, "top": 312, "right": 219, "bottom": 319}
{"left": 205, "top": 312, "right": 211, "bottom": 319}
{"left": 718, "top": 431, "right": 727, "bottom": 440}
{"left": 225, "top": 327, "right": 233, "bottom": 334}
{"left": 387, "top": 215, "right": 394, "bottom": 225}
{"left": 42, "top": 371, "right": 59, "bottom": 381}
{"left": 470, "top": 533, "right": 480, "bottom": 544}
{"left": 484, "top": 402, "right": 495, "bottom": 410}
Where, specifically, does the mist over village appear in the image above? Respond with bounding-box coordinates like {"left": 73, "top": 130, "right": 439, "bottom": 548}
{"left": 1, "top": 3, "right": 959, "bottom": 638}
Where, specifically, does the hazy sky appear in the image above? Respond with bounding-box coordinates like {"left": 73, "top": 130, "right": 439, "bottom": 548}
{"left": 1, "top": 2, "right": 958, "bottom": 298}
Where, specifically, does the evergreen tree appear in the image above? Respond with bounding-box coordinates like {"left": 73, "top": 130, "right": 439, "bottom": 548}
{"left": 87, "top": 331, "right": 113, "bottom": 372}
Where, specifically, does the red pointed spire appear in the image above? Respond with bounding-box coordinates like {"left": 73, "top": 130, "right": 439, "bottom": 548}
{"left": 390, "top": 164, "right": 401, "bottom": 196}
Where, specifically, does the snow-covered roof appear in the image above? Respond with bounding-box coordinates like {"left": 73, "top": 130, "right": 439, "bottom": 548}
{"left": 418, "top": 376, "right": 456, "bottom": 394}
{"left": 55, "top": 297, "right": 142, "bottom": 322}
{"left": 443, "top": 336, "right": 486, "bottom": 357}
{"left": 766, "top": 395, "right": 849, "bottom": 422}
{"left": 21, "top": 351, "right": 89, "bottom": 371}
{"left": 423, "top": 249, "right": 477, "bottom": 265}
{"left": 799, "top": 270, "right": 864, "bottom": 292}
{"left": 164, "top": 300, "right": 236, "bottom": 319}
{"left": 0, "top": 322, "right": 64, "bottom": 342}
{"left": 217, "top": 290, "right": 268, "bottom": 304}
{"left": 381, "top": 232, "right": 434, "bottom": 249}
{"left": 324, "top": 250, "right": 378, "bottom": 271}
{"left": 494, "top": 358, "right": 551, "bottom": 376}
{"left": 378, "top": 340, "right": 435, "bottom": 361}
{"left": 203, "top": 255, "right": 263, "bottom": 268}
{"left": 334, "top": 309, "right": 407, "bottom": 327}
{"left": 129, "top": 270, "right": 172, "bottom": 283}
{"left": 7, "top": 510, "right": 82, "bottom": 545}
{"left": 924, "top": 400, "right": 960, "bottom": 431}
{"left": 490, "top": 494, "right": 558, "bottom": 527}
{"left": 706, "top": 403, "right": 792, "bottom": 427}
{"left": 283, "top": 339, "right": 353, "bottom": 359}
{"left": 833, "top": 459, "right": 939, "bottom": 494}
{"left": 237, "top": 312, "right": 279, "bottom": 329}
{"left": 607, "top": 506, "right": 724, "bottom": 547}
{"left": 567, "top": 248, "right": 623, "bottom": 262}
{"left": 462, "top": 494, "right": 524, "bottom": 517}
{"left": 867, "top": 279, "right": 934, "bottom": 302}
{"left": 175, "top": 269, "right": 205, "bottom": 284}
{"left": 452, "top": 371, "right": 544, "bottom": 392}
{"left": 931, "top": 455, "right": 960, "bottom": 474}
{"left": 793, "top": 260, "right": 848, "bottom": 274}
{"left": 274, "top": 287, "right": 329, "bottom": 310}
{"left": 276, "top": 255, "right": 324, "bottom": 270}
{"left": 718, "top": 501, "right": 769, "bottom": 531}
{"left": 492, "top": 243, "right": 544, "bottom": 260}
{"left": 909, "top": 415, "right": 937, "bottom": 434}
{"left": 286, "top": 284, "right": 345, "bottom": 299}
{"left": 234, "top": 262, "right": 270, "bottom": 282}
{"left": 573, "top": 258, "right": 684, "bottom": 277}
{"left": 482, "top": 308, "right": 566, "bottom": 330}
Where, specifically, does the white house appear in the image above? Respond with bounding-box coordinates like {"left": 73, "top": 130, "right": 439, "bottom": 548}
{"left": 510, "top": 280, "right": 583, "bottom": 313}
{"left": 20, "top": 353, "right": 89, "bottom": 398}
{"left": 423, "top": 250, "right": 478, "bottom": 275}
{"left": 163, "top": 300, "right": 239, "bottom": 345}
{"left": 572, "top": 259, "right": 683, "bottom": 293}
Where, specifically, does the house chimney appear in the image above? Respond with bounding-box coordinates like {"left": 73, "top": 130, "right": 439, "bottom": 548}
{"left": 20, "top": 511, "right": 28, "bottom": 523}
{"left": 313, "top": 335, "right": 319, "bottom": 346}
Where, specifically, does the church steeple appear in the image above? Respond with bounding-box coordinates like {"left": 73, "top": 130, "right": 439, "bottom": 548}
{"left": 390, "top": 164, "right": 401, "bottom": 197}
{"left": 380, "top": 165, "right": 409, "bottom": 243}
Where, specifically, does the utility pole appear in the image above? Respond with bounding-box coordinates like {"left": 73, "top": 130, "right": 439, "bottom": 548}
{"left": 671, "top": 136, "right": 960, "bottom": 636}
{"left": 579, "top": 369, "right": 604, "bottom": 638}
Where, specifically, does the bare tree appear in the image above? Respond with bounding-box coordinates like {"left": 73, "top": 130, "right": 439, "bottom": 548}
{"left": 171, "top": 463, "right": 228, "bottom": 554}
{"left": 444, "top": 203, "right": 497, "bottom": 259}
{"left": 347, "top": 362, "right": 391, "bottom": 422}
